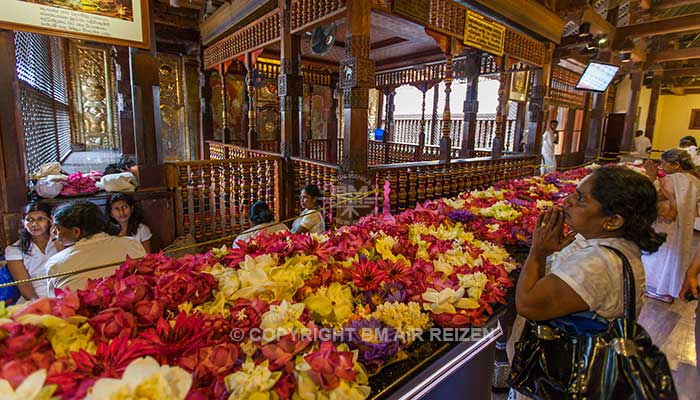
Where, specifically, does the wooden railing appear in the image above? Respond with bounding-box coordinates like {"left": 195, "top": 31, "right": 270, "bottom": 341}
{"left": 258, "top": 140, "right": 280, "bottom": 153}
{"left": 207, "top": 141, "right": 279, "bottom": 160}
{"left": 370, "top": 155, "right": 540, "bottom": 214}
{"left": 304, "top": 139, "right": 327, "bottom": 161}
{"left": 392, "top": 117, "right": 516, "bottom": 151}
{"left": 165, "top": 156, "right": 281, "bottom": 242}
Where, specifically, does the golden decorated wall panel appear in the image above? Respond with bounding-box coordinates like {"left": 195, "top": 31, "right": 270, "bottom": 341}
{"left": 211, "top": 72, "right": 245, "bottom": 143}
{"left": 69, "top": 42, "right": 118, "bottom": 150}
{"left": 158, "top": 54, "right": 190, "bottom": 161}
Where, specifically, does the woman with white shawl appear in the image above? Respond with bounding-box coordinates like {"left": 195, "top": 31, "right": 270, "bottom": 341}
{"left": 643, "top": 148, "right": 700, "bottom": 302}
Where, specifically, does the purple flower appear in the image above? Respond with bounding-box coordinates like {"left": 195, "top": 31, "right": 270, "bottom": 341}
{"left": 543, "top": 174, "right": 561, "bottom": 185}
{"left": 508, "top": 199, "right": 529, "bottom": 207}
{"left": 342, "top": 318, "right": 401, "bottom": 369}
{"left": 448, "top": 210, "right": 476, "bottom": 224}
{"left": 383, "top": 282, "right": 408, "bottom": 303}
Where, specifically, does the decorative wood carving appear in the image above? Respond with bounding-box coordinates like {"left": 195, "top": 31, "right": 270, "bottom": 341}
{"left": 69, "top": 42, "right": 118, "bottom": 150}
{"left": 158, "top": 54, "right": 190, "bottom": 160}
{"left": 204, "top": 11, "right": 280, "bottom": 69}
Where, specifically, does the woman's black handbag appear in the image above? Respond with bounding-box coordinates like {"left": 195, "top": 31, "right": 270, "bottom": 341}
{"left": 508, "top": 246, "right": 678, "bottom": 399}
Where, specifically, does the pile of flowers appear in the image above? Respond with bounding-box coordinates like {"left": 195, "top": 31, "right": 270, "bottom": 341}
{"left": 0, "top": 165, "right": 604, "bottom": 399}
{"left": 59, "top": 172, "right": 100, "bottom": 197}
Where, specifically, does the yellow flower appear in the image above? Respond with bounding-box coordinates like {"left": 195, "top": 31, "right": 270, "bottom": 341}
{"left": 375, "top": 233, "right": 398, "bottom": 262}
{"left": 294, "top": 344, "right": 370, "bottom": 400}
{"left": 421, "top": 288, "right": 480, "bottom": 314}
{"left": 372, "top": 302, "right": 431, "bottom": 344}
{"left": 536, "top": 199, "right": 554, "bottom": 210}
{"left": 259, "top": 301, "right": 308, "bottom": 344}
{"left": 458, "top": 272, "right": 488, "bottom": 299}
{"left": 236, "top": 254, "right": 299, "bottom": 302}
{"left": 192, "top": 291, "right": 231, "bottom": 318}
{"left": 303, "top": 282, "right": 354, "bottom": 327}
{"left": 0, "top": 369, "right": 56, "bottom": 400}
{"left": 225, "top": 359, "right": 281, "bottom": 400}
{"left": 477, "top": 201, "right": 522, "bottom": 221}
{"left": 17, "top": 314, "right": 96, "bottom": 357}
{"left": 85, "top": 357, "right": 192, "bottom": 400}
{"left": 211, "top": 245, "right": 231, "bottom": 259}
{"left": 442, "top": 198, "right": 466, "bottom": 210}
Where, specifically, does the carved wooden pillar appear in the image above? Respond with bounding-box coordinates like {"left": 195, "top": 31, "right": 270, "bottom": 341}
{"left": 621, "top": 70, "right": 642, "bottom": 152}
{"left": 645, "top": 70, "right": 661, "bottom": 143}
{"left": 219, "top": 62, "right": 230, "bottom": 144}
{"left": 326, "top": 78, "right": 339, "bottom": 164}
{"left": 241, "top": 72, "right": 250, "bottom": 147}
{"left": 562, "top": 107, "right": 577, "bottom": 154}
{"left": 430, "top": 85, "right": 440, "bottom": 145}
{"left": 586, "top": 92, "right": 606, "bottom": 160}
{"left": 114, "top": 46, "right": 135, "bottom": 155}
{"left": 414, "top": 82, "right": 431, "bottom": 161}
{"left": 199, "top": 49, "right": 214, "bottom": 159}
{"left": 279, "top": 3, "right": 302, "bottom": 158}
{"left": 492, "top": 57, "right": 510, "bottom": 158}
{"left": 460, "top": 53, "right": 480, "bottom": 158}
{"left": 439, "top": 51, "right": 454, "bottom": 164}
{"left": 244, "top": 53, "right": 258, "bottom": 150}
{"left": 513, "top": 102, "right": 526, "bottom": 153}
{"left": 339, "top": 0, "right": 373, "bottom": 222}
{"left": 382, "top": 86, "right": 396, "bottom": 164}
{"left": 130, "top": 48, "right": 164, "bottom": 188}
{"left": 279, "top": 0, "right": 303, "bottom": 220}
{"left": 525, "top": 45, "right": 553, "bottom": 157}
{"left": 0, "top": 30, "right": 28, "bottom": 247}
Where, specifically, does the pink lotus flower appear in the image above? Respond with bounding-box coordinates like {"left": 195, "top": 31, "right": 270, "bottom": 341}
{"left": 132, "top": 300, "right": 164, "bottom": 327}
{"left": 0, "top": 322, "right": 50, "bottom": 358}
{"left": 154, "top": 270, "right": 216, "bottom": 309}
{"left": 274, "top": 371, "right": 297, "bottom": 399}
{"left": 303, "top": 341, "right": 357, "bottom": 391}
{"left": 228, "top": 298, "right": 269, "bottom": 337}
{"left": 120, "top": 253, "right": 175, "bottom": 276}
{"left": 13, "top": 290, "right": 80, "bottom": 319}
{"left": 261, "top": 333, "right": 313, "bottom": 372}
{"left": 179, "top": 342, "right": 239, "bottom": 386}
{"left": 88, "top": 307, "right": 138, "bottom": 342}
{"left": 110, "top": 275, "right": 150, "bottom": 309}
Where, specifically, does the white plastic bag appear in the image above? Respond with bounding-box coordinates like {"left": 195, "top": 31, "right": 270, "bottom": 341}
{"left": 35, "top": 177, "right": 64, "bottom": 198}
{"left": 98, "top": 172, "right": 139, "bottom": 192}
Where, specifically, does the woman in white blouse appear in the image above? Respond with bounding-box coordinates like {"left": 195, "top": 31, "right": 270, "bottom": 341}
{"left": 4, "top": 203, "right": 62, "bottom": 299}
{"left": 509, "top": 166, "right": 666, "bottom": 399}
{"left": 106, "top": 194, "right": 152, "bottom": 253}
{"left": 291, "top": 184, "right": 325, "bottom": 235}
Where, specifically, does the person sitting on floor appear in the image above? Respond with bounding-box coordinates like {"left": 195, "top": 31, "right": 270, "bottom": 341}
{"left": 5, "top": 202, "right": 62, "bottom": 300}
{"left": 232, "top": 201, "right": 289, "bottom": 248}
{"left": 291, "top": 184, "right": 325, "bottom": 235}
{"left": 45, "top": 201, "right": 146, "bottom": 295}
{"left": 106, "top": 194, "right": 152, "bottom": 253}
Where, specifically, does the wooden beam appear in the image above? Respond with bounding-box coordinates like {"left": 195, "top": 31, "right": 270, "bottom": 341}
{"left": 200, "top": 0, "right": 274, "bottom": 45}
{"left": 648, "top": 46, "right": 700, "bottom": 63}
{"left": 653, "top": 0, "right": 700, "bottom": 9}
{"left": 640, "top": 0, "right": 652, "bottom": 10}
{"left": 469, "top": 0, "right": 566, "bottom": 43}
{"left": 615, "top": 14, "right": 700, "bottom": 41}
{"left": 663, "top": 67, "right": 700, "bottom": 81}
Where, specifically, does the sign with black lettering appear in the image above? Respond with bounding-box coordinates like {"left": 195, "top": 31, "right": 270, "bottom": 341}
{"left": 463, "top": 10, "right": 505, "bottom": 56}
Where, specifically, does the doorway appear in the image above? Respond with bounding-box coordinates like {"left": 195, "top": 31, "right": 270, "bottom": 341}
{"left": 601, "top": 113, "right": 626, "bottom": 157}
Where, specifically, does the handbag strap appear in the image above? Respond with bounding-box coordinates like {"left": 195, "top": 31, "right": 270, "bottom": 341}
{"left": 601, "top": 245, "right": 636, "bottom": 319}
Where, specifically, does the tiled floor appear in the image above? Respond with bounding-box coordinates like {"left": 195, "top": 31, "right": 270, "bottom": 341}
{"left": 61, "top": 150, "right": 122, "bottom": 175}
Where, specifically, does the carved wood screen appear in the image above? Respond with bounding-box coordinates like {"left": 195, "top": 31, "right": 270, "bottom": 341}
{"left": 14, "top": 31, "right": 72, "bottom": 174}
{"left": 69, "top": 42, "right": 119, "bottom": 150}
{"left": 158, "top": 54, "right": 192, "bottom": 161}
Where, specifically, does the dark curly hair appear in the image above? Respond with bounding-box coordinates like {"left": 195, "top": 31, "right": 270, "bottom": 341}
{"left": 18, "top": 202, "right": 54, "bottom": 255}
{"left": 53, "top": 201, "right": 120, "bottom": 238}
{"left": 589, "top": 166, "right": 666, "bottom": 253}
{"left": 106, "top": 194, "right": 143, "bottom": 236}
{"left": 249, "top": 201, "right": 274, "bottom": 225}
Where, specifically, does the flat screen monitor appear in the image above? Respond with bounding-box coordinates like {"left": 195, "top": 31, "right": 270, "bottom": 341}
{"left": 575, "top": 61, "right": 620, "bottom": 92}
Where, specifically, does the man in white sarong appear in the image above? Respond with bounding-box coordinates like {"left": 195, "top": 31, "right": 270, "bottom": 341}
{"left": 541, "top": 120, "right": 559, "bottom": 174}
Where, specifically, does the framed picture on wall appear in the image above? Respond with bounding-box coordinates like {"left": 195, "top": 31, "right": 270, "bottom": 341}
{"left": 1, "top": 0, "right": 150, "bottom": 49}
{"left": 509, "top": 71, "right": 530, "bottom": 102}
{"left": 690, "top": 109, "right": 700, "bottom": 130}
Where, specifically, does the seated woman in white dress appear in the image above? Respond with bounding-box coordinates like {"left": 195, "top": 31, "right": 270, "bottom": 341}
{"left": 106, "top": 194, "right": 152, "bottom": 253}
{"left": 46, "top": 201, "right": 146, "bottom": 295}
{"left": 232, "top": 201, "right": 289, "bottom": 248}
{"left": 291, "top": 184, "right": 325, "bottom": 235}
{"left": 4, "top": 203, "right": 61, "bottom": 300}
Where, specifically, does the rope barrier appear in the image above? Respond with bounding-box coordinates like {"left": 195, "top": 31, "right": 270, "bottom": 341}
{"left": 0, "top": 189, "right": 379, "bottom": 290}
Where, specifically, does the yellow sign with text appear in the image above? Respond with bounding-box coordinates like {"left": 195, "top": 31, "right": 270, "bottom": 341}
{"left": 463, "top": 10, "right": 505, "bottom": 56}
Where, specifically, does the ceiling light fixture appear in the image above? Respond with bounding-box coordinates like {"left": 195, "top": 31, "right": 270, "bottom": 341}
{"left": 578, "top": 22, "right": 591, "bottom": 38}
{"left": 619, "top": 52, "right": 632, "bottom": 62}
